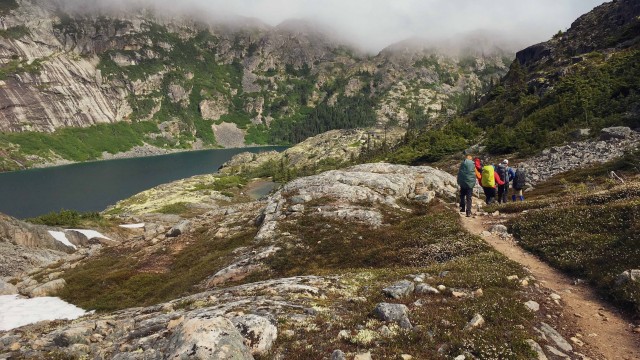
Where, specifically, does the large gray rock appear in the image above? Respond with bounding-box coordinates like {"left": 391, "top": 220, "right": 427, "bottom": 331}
{"left": 382, "top": 280, "right": 415, "bottom": 299}
{"left": 373, "top": 303, "right": 412, "bottom": 329}
{"left": 415, "top": 283, "right": 440, "bottom": 295}
{"left": 525, "top": 339, "right": 548, "bottom": 360}
{"left": 166, "top": 317, "right": 254, "bottom": 359}
{"left": 331, "top": 350, "right": 346, "bottom": 360}
{"left": 255, "top": 163, "right": 457, "bottom": 241}
{"left": 166, "top": 220, "right": 191, "bottom": 238}
{"left": 29, "top": 279, "right": 66, "bottom": 297}
{"left": 0, "top": 279, "right": 18, "bottom": 295}
{"left": 600, "top": 126, "right": 633, "bottom": 140}
{"left": 231, "top": 314, "right": 277, "bottom": 355}
{"left": 615, "top": 269, "right": 640, "bottom": 286}
{"left": 539, "top": 322, "right": 572, "bottom": 353}
{"left": 464, "top": 314, "right": 485, "bottom": 331}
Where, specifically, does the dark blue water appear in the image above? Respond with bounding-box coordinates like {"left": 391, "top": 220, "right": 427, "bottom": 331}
{"left": 0, "top": 147, "right": 286, "bottom": 219}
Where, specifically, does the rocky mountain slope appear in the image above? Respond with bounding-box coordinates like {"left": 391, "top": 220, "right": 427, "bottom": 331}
{"left": 0, "top": 0, "right": 510, "bottom": 171}
{"left": 468, "top": 0, "right": 640, "bottom": 154}
{"left": 1, "top": 163, "right": 606, "bottom": 359}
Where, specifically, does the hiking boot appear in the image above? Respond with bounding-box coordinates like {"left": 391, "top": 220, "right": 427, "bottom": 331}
{"left": 511, "top": 195, "right": 516, "bottom": 202}
{"left": 466, "top": 211, "right": 471, "bottom": 217}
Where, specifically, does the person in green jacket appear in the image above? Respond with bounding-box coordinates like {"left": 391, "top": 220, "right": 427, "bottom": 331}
{"left": 457, "top": 155, "right": 476, "bottom": 217}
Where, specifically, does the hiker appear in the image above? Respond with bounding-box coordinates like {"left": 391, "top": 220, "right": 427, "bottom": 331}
{"left": 512, "top": 164, "right": 527, "bottom": 201}
{"left": 480, "top": 160, "right": 505, "bottom": 205}
{"left": 457, "top": 155, "right": 476, "bottom": 217}
{"left": 496, "top": 159, "right": 515, "bottom": 204}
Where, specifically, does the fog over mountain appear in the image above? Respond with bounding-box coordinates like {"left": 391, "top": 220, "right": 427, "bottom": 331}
{"left": 54, "top": 0, "right": 608, "bottom": 53}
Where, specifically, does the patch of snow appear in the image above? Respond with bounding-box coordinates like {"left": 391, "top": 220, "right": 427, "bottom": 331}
{"left": 0, "top": 295, "right": 86, "bottom": 331}
{"left": 119, "top": 223, "right": 145, "bottom": 229}
{"left": 48, "top": 231, "right": 77, "bottom": 249}
{"left": 68, "top": 229, "right": 111, "bottom": 240}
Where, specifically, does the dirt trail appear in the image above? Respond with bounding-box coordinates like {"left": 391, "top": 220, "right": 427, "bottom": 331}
{"left": 461, "top": 214, "right": 640, "bottom": 360}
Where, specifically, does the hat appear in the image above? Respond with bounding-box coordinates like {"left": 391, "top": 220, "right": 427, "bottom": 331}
{"left": 502, "top": 159, "right": 509, "bottom": 165}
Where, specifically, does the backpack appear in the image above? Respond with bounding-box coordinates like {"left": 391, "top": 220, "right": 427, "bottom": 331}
{"left": 514, "top": 168, "right": 527, "bottom": 189}
{"left": 496, "top": 164, "right": 507, "bottom": 184}
{"left": 481, "top": 165, "right": 495, "bottom": 187}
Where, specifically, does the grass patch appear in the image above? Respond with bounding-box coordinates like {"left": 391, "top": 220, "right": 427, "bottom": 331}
{"left": 27, "top": 209, "right": 106, "bottom": 228}
{"left": 59, "top": 228, "right": 256, "bottom": 311}
{"left": 0, "top": 122, "right": 160, "bottom": 162}
{"left": 510, "top": 195, "right": 640, "bottom": 314}
{"left": 156, "top": 202, "right": 189, "bottom": 215}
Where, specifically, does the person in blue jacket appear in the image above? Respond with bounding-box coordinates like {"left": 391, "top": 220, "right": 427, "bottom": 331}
{"left": 495, "top": 159, "right": 515, "bottom": 204}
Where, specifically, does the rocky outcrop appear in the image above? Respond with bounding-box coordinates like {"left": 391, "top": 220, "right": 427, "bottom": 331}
{"left": 166, "top": 317, "right": 254, "bottom": 359}
{"left": 1, "top": 275, "right": 337, "bottom": 358}
{"left": 255, "top": 163, "right": 457, "bottom": 242}
{"left": 0, "top": 2, "right": 130, "bottom": 133}
{"left": 220, "top": 128, "right": 406, "bottom": 176}
{"left": 521, "top": 128, "right": 640, "bottom": 184}
{"left": 213, "top": 122, "right": 247, "bottom": 148}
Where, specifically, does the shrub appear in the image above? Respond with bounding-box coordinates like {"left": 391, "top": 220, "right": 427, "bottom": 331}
{"left": 28, "top": 209, "right": 102, "bottom": 228}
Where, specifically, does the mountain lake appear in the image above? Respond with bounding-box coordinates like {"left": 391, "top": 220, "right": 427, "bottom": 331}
{"left": 0, "top": 147, "right": 287, "bottom": 219}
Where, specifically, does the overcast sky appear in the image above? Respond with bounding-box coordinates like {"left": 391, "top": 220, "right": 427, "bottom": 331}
{"left": 60, "top": 0, "right": 609, "bottom": 52}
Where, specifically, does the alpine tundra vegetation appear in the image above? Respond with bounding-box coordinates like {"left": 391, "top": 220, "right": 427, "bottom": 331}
{"left": 1, "top": 0, "right": 640, "bottom": 359}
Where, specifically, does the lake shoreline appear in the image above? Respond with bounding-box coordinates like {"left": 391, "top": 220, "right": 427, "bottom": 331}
{"left": 10, "top": 143, "right": 281, "bottom": 174}
{"left": 0, "top": 146, "right": 288, "bottom": 219}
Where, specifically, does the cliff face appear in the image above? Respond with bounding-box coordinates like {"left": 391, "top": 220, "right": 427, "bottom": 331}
{"left": 0, "top": 1, "right": 129, "bottom": 133}
{"left": 0, "top": 0, "right": 510, "bottom": 170}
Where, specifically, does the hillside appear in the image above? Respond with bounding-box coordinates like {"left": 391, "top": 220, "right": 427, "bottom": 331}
{"left": 0, "top": 0, "right": 510, "bottom": 171}
{"left": 380, "top": 0, "right": 640, "bottom": 165}
{"left": 471, "top": 0, "right": 640, "bottom": 154}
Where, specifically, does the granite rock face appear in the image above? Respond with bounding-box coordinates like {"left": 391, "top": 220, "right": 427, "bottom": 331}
{"left": 255, "top": 163, "right": 457, "bottom": 241}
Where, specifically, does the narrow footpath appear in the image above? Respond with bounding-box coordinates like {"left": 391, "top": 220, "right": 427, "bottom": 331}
{"left": 461, "top": 214, "right": 640, "bottom": 360}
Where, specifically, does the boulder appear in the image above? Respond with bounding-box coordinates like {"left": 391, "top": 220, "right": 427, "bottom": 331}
{"left": 600, "top": 126, "right": 632, "bottom": 140}
{"left": 463, "top": 314, "right": 485, "bottom": 331}
{"left": 415, "top": 283, "right": 440, "bottom": 295}
{"left": 382, "top": 280, "right": 415, "bottom": 299}
{"left": 490, "top": 224, "right": 508, "bottom": 234}
{"left": 354, "top": 352, "right": 372, "bottom": 360}
{"left": 539, "top": 322, "right": 572, "bottom": 353}
{"left": 166, "top": 317, "right": 254, "bottom": 359}
{"left": 615, "top": 269, "right": 640, "bottom": 286}
{"left": 166, "top": 220, "right": 191, "bottom": 238}
{"left": 331, "top": 350, "right": 347, "bottom": 360}
{"left": 231, "top": 314, "right": 277, "bottom": 355}
{"left": 0, "top": 279, "right": 18, "bottom": 295}
{"left": 524, "top": 301, "right": 540, "bottom": 312}
{"left": 373, "top": 303, "right": 412, "bottom": 329}
{"left": 29, "top": 279, "right": 66, "bottom": 297}
{"left": 525, "top": 339, "right": 548, "bottom": 360}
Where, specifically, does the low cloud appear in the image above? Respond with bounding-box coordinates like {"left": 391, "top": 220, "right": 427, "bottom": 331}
{"left": 56, "top": 0, "right": 608, "bottom": 53}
